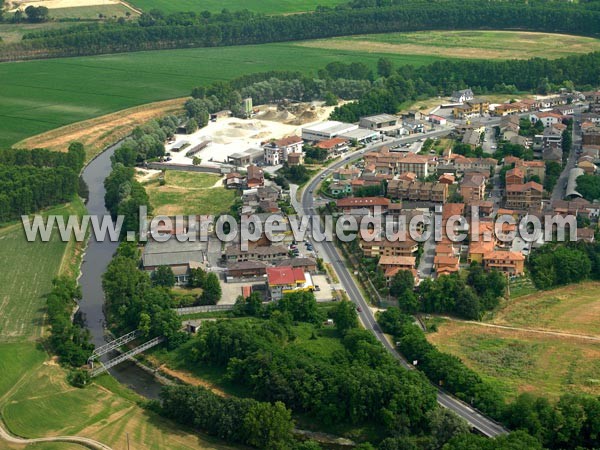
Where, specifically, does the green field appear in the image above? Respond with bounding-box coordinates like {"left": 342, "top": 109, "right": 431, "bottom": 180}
{"left": 144, "top": 171, "right": 238, "bottom": 216}
{"left": 0, "top": 42, "right": 443, "bottom": 149}
{"left": 427, "top": 282, "right": 600, "bottom": 399}
{"left": 128, "top": 0, "right": 347, "bottom": 14}
{"left": 0, "top": 202, "right": 84, "bottom": 343}
{"left": 48, "top": 4, "right": 135, "bottom": 19}
{"left": 299, "top": 30, "right": 600, "bottom": 60}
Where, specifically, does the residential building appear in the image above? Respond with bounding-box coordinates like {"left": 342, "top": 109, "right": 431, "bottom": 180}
{"left": 227, "top": 261, "right": 268, "bottom": 279}
{"left": 451, "top": 88, "right": 474, "bottom": 103}
{"left": 460, "top": 172, "right": 487, "bottom": 201}
{"left": 482, "top": 251, "right": 525, "bottom": 275}
{"left": 452, "top": 98, "right": 489, "bottom": 119}
{"left": 225, "top": 244, "right": 289, "bottom": 262}
{"left": 336, "top": 196, "right": 390, "bottom": 215}
{"left": 263, "top": 136, "right": 303, "bottom": 165}
{"left": 505, "top": 167, "right": 525, "bottom": 186}
{"left": 429, "top": 114, "right": 447, "bottom": 125}
{"left": 493, "top": 103, "right": 520, "bottom": 117}
{"left": 530, "top": 112, "right": 563, "bottom": 128}
{"left": 266, "top": 266, "right": 313, "bottom": 301}
{"left": 315, "top": 137, "right": 350, "bottom": 156}
{"left": 246, "top": 164, "right": 264, "bottom": 188}
{"left": 378, "top": 255, "right": 416, "bottom": 272}
{"left": 434, "top": 255, "right": 460, "bottom": 276}
{"left": 505, "top": 181, "right": 543, "bottom": 210}
{"left": 360, "top": 237, "right": 418, "bottom": 258}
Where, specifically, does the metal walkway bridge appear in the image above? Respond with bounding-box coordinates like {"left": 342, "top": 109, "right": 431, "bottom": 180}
{"left": 90, "top": 336, "right": 164, "bottom": 377}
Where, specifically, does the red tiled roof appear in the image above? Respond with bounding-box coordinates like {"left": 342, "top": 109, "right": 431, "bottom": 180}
{"left": 316, "top": 137, "right": 348, "bottom": 149}
{"left": 337, "top": 197, "right": 390, "bottom": 207}
{"left": 266, "top": 266, "right": 305, "bottom": 286}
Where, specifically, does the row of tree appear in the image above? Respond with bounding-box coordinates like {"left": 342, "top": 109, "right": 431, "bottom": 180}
{"left": 0, "top": 143, "right": 85, "bottom": 223}
{"left": 3, "top": 0, "right": 600, "bottom": 60}
{"left": 387, "top": 263, "right": 506, "bottom": 320}
{"left": 332, "top": 52, "right": 600, "bottom": 122}
{"left": 102, "top": 242, "right": 185, "bottom": 345}
{"left": 46, "top": 276, "right": 94, "bottom": 367}
{"left": 103, "top": 163, "right": 151, "bottom": 238}
{"left": 157, "top": 385, "right": 294, "bottom": 449}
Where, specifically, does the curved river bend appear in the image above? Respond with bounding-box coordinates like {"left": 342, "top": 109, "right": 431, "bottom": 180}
{"left": 79, "top": 142, "right": 163, "bottom": 398}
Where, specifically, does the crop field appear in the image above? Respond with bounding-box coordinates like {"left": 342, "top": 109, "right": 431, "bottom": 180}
{"left": 0, "top": 204, "right": 82, "bottom": 343}
{"left": 144, "top": 171, "right": 237, "bottom": 216}
{"left": 128, "top": 0, "right": 347, "bottom": 15}
{"left": 0, "top": 42, "right": 443, "bottom": 149}
{"left": 297, "top": 30, "right": 600, "bottom": 60}
{"left": 427, "top": 282, "right": 600, "bottom": 399}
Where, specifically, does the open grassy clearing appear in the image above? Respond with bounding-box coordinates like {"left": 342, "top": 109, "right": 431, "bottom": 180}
{"left": 493, "top": 281, "right": 600, "bottom": 336}
{"left": 0, "top": 345, "right": 237, "bottom": 449}
{"left": 427, "top": 282, "right": 600, "bottom": 399}
{"left": 143, "top": 170, "right": 237, "bottom": 216}
{"left": 15, "top": 97, "right": 187, "bottom": 161}
{"left": 427, "top": 321, "right": 600, "bottom": 400}
{"left": 0, "top": 42, "right": 443, "bottom": 149}
{"left": 48, "top": 3, "right": 136, "bottom": 19}
{"left": 127, "top": 0, "right": 346, "bottom": 15}
{"left": 297, "top": 30, "right": 600, "bottom": 60}
{"left": 0, "top": 22, "right": 75, "bottom": 44}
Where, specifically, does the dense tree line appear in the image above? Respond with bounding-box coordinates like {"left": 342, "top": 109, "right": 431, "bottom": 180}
{"left": 157, "top": 385, "right": 294, "bottom": 449}
{"left": 332, "top": 52, "right": 600, "bottom": 122}
{"left": 528, "top": 242, "right": 600, "bottom": 290}
{"left": 46, "top": 276, "right": 94, "bottom": 367}
{"left": 0, "top": 143, "right": 85, "bottom": 222}
{"left": 183, "top": 299, "right": 438, "bottom": 437}
{"left": 378, "top": 308, "right": 506, "bottom": 419}
{"left": 102, "top": 242, "right": 185, "bottom": 345}
{"left": 3, "top": 1, "right": 600, "bottom": 60}
{"left": 388, "top": 263, "right": 505, "bottom": 319}
{"left": 103, "top": 163, "right": 151, "bottom": 238}
{"left": 111, "top": 116, "right": 178, "bottom": 166}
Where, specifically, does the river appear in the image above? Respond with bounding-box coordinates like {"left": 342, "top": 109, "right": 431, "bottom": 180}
{"left": 78, "top": 142, "right": 163, "bottom": 399}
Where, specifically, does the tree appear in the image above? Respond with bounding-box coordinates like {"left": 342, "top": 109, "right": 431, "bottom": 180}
{"left": 427, "top": 408, "right": 470, "bottom": 449}
{"left": 331, "top": 300, "right": 358, "bottom": 333}
{"left": 152, "top": 265, "right": 175, "bottom": 288}
{"left": 389, "top": 270, "right": 415, "bottom": 297}
{"left": 377, "top": 57, "right": 393, "bottom": 78}
{"left": 200, "top": 272, "right": 221, "bottom": 305}
{"left": 242, "top": 401, "right": 293, "bottom": 449}
{"left": 188, "top": 267, "right": 206, "bottom": 288}
{"left": 324, "top": 91, "right": 338, "bottom": 106}
{"left": 192, "top": 156, "right": 202, "bottom": 166}
{"left": 24, "top": 5, "right": 49, "bottom": 22}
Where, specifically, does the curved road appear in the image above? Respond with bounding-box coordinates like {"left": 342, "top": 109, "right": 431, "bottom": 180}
{"left": 298, "top": 131, "right": 509, "bottom": 437}
{"left": 0, "top": 419, "right": 113, "bottom": 450}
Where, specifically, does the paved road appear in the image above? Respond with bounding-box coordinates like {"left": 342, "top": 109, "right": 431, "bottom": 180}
{"left": 298, "top": 133, "right": 508, "bottom": 437}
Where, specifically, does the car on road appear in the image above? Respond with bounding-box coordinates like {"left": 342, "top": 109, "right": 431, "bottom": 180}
{"left": 356, "top": 306, "right": 362, "bottom": 312}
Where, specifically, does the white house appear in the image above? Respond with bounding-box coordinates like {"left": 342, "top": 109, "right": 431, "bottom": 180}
{"left": 451, "top": 89, "right": 474, "bottom": 103}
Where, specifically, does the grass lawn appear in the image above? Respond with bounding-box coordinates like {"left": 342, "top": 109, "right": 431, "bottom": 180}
{"left": 0, "top": 42, "right": 442, "bottom": 149}
{"left": 427, "top": 321, "right": 600, "bottom": 400}
{"left": 128, "top": 0, "right": 347, "bottom": 14}
{"left": 298, "top": 30, "right": 600, "bottom": 60}
{"left": 494, "top": 281, "right": 600, "bottom": 336}
{"left": 144, "top": 170, "right": 237, "bottom": 216}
